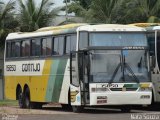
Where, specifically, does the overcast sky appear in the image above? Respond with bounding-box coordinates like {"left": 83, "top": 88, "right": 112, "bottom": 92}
{"left": 5, "top": 0, "right": 64, "bottom": 7}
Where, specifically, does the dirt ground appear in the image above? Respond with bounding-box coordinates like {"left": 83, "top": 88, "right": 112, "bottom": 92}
{"left": 0, "top": 105, "right": 75, "bottom": 115}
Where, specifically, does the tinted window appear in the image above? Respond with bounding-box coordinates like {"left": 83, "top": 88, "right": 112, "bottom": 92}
{"left": 89, "top": 33, "right": 147, "bottom": 47}
{"left": 15, "top": 41, "right": 21, "bottom": 57}
{"left": 22, "top": 40, "right": 30, "bottom": 57}
{"left": 42, "top": 38, "right": 52, "bottom": 56}
{"left": 53, "top": 37, "right": 59, "bottom": 55}
{"left": 42, "top": 38, "right": 47, "bottom": 56}
{"left": 46, "top": 37, "right": 52, "bottom": 55}
{"left": 31, "top": 39, "right": 41, "bottom": 56}
{"left": 65, "top": 35, "right": 77, "bottom": 54}
{"left": 79, "top": 32, "right": 88, "bottom": 49}
{"left": 71, "top": 35, "right": 76, "bottom": 51}
{"left": 11, "top": 42, "right": 15, "bottom": 57}
{"left": 52, "top": 36, "right": 64, "bottom": 55}
{"left": 6, "top": 42, "right": 11, "bottom": 58}
{"left": 66, "top": 36, "right": 71, "bottom": 54}
{"left": 59, "top": 37, "right": 64, "bottom": 55}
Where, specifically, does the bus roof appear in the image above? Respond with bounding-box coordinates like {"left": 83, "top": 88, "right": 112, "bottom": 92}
{"left": 129, "top": 23, "right": 160, "bottom": 27}
{"left": 6, "top": 23, "right": 87, "bottom": 40}
{"left": 6, "top": 23, "right": 145, "bottom": 40}
{"left": 129, "top": 23, "right": 160, "bottom": 32}
{"left": 153, "top": 26, "right": 160, "bottom": 30}
{"left": 78, "top": 24, "right": 146, "bottom": 32}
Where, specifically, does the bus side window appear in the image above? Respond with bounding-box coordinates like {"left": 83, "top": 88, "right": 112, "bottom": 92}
{"left": 46, "top": 37, "right": 52, "bottom": 56}
{"left": 59, "top": 36, "right": 64, "bottom": 55}
{"left": 53, "top": 37, "right": 59, "bottom": 55}
{"left": 11, "top": 42, "right": 15, "bottom": 57}
{"left": 42, "top": 38, "right": 47, "bottom": 56}
{"left": 71, "top": 35, "right": 76, "bottom": 51}
{"left": 79, "top": 32, "right": 88, "bottom": 49}
{"left": 31, "top": 39, "right": 41, "bottom": 56}
{"left": 6, "top": 42, "right": 11, "bottom": 58}
{"left": 65, "top": 34, "right": 76, "bottom": 54}
{"left": 21, "top": 40, "right": 30, "bottom": 57}
{"left": 42, "top": 37, "right": 52, "bottom": 56}
{"left": 65, "top": 36, "right": 71, "bottom": 54}
{"left": 15, "top": 41, "right": 21, "bottom": 57}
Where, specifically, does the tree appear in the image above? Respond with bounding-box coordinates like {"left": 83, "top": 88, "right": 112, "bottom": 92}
{"left": 66, "top": 0, "right": 91, "bottom": 17}
{"left": 85, "top": 0, "right": 124, "bottom": 23}
{"left": 125, "top": 0, "right": 160, "bottom": 23}
{"left": 18, "top": 0, "right": 61, "bottom": 32}
{"left": 0, "top": 0, "right": 18, "bottom": 47}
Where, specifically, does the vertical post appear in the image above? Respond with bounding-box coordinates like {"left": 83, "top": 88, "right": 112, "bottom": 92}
{"left": 155, "top": 30, "right": 159, "bottom": 73}
{"left": 65, "top": 0, "right": 68, "bottom": 23}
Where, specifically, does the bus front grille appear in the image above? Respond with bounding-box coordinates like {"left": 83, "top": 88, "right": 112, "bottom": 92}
{"left": 110, "top": 88, "right": 138, "bottom": 91}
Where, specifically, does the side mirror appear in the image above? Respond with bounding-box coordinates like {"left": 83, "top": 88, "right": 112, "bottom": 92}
{"left": 150, "top": 56, "right": 155, "bottom": 71}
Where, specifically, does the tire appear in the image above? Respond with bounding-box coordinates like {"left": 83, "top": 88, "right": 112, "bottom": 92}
{"left": 24, "top": 88, "right": 31, "bottom": 108}
{"left": 61, "top": 104, "right": 72, "bottom": 110}
{"left": 31, "top": 102, "right": 43, "bottom": 109}
{"left": 121, "top": 106, "right": 131, "bottom": 113}
{"left": 17, "top": 89, "right": 25, "bottom": 108}
{"left": 72, "top": 106, "right": 84, "bottom": 113}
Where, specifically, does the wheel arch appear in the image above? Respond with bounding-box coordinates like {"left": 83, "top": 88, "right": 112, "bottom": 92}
{"left": 16, "top": 84, "right": 22, "bottom": 100}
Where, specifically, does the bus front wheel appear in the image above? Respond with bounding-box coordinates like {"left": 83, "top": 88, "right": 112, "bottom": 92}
{"left": 72, "top": 106, "right": 84, "bottom": 113}
{"left": 18, "top": 89, "right": 25, "bottom": 108}
{"left": 121, "top": 106, "right": 131, "bottom": 113}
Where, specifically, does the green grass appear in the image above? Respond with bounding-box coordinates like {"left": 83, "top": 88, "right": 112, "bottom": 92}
{"left": 0, "top": 100, "right": 18, "bottom": 106}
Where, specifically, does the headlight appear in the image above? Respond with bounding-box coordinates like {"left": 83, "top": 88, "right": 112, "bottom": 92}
{"left": 138, "top": 87, "right": 152, "bottom": 91}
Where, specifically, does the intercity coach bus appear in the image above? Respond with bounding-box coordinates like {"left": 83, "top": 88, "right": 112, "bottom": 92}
{"left": 130, "top": 23, "right": 160, "bottom": 105}
{"left": 4, "top": 24, "right": 152, "bottom": 112}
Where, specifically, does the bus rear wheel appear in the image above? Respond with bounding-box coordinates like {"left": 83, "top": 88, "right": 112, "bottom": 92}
{"left": 24, "top": 88, "right": 31, "bottom": 108}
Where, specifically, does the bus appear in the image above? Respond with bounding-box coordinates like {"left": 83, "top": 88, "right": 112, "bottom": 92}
{"left": 130, "top": 23, "right": 160, "bottom": 105}
{"left": 4, "top": 24, "right": 152, "bottom": 112}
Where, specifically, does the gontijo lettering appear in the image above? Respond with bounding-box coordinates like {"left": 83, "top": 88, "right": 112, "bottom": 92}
{"left": 22, "top": 63, "right": 40, "bottom": 72}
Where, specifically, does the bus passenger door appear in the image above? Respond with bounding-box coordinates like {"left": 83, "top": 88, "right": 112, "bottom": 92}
{"left": 78, "top": 51, "right": 90, "bottom": 105}
{"left": 70, "top": 52, "right": 81, "bottom": 106}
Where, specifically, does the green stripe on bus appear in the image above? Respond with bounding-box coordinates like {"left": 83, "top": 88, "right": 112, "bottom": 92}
{"left": 52, "top": 59, "right": 67, "bottom": 102}
{"left": 45, "top": 60, "right": 59, "bottom": 102}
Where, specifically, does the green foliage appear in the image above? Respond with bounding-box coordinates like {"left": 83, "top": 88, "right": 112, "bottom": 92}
{"left": 69, "top": 0, "right": 160, "bottom": 24}
{"left": 0, "top": 0, "right": 19, "bottom": 47}
{"left": 18, "top": 0, "right": 60, "bottom": 32}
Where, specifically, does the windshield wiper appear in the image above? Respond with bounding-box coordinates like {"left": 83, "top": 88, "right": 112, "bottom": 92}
{"left": 123, "top": 56, "right": 140, "bottom": 83}
{"left": 109, "top": 56, "right": 140, "bottom": 83}
{"left": 109, "top": 56, "right": 122, "bottom": 83}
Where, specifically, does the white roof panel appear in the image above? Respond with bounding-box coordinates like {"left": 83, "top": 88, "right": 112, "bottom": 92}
{"left": 78, "top": 24, "right": 146, "bottom": 32}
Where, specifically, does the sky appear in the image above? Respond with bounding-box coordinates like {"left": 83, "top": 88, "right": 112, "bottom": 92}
{"left": 5, "top": 0, "right": 65, "bottom": 7}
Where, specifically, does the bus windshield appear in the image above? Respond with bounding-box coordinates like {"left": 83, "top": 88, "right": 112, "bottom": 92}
{"left": 90, "top": 50, "right": 150, "bottom": 83}
{"left": 89, "top": 33, "right": 147, "bottom": 47}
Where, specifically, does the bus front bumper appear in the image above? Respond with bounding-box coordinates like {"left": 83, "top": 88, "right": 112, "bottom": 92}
{"left": 90, "top": 91, "right": 152, "bottom": 106}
